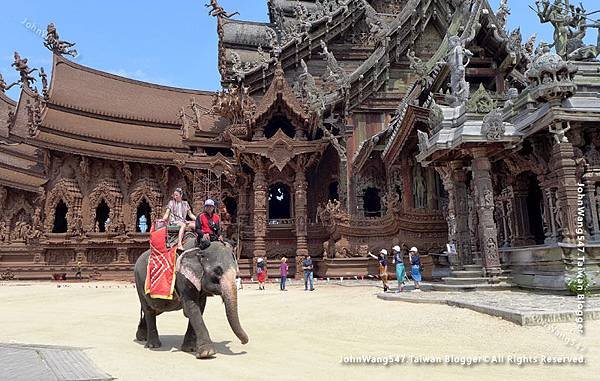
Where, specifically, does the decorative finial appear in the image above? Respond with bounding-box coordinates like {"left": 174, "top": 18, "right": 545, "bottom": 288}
{"left": 205, "top": 0, "right": 239, "bottom": 19}
{"left": 11, "top": 52, "right": 37, "bottom": 90}
{"left": 44, "top": 23, "right": 78, "bottom": 57}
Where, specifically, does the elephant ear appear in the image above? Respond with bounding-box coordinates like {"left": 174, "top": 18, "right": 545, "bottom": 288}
{"left": 176, "top": 248, "right": 205, "bottom": 291}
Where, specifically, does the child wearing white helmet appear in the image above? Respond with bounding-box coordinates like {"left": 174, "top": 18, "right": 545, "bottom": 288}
{"left": 409, "top": 246, "right": 422, "bottom": 291}
{"left": 368, "top": 249, "right": 389, "bottom": 292}
{"left": 392, "top": 245, "right": 406, "bottom": 292}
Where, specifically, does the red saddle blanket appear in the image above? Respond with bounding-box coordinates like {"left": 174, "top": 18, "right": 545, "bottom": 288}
{"left": 145, "top": 225, "right": 177, "bottom": 300}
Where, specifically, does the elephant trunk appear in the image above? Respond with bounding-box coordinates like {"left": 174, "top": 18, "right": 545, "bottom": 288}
{"left": 221, "top": 268, "right": 249, "bottom": 344}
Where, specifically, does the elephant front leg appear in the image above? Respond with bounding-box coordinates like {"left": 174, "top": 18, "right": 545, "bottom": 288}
{"left": 143, "top": 311, "right": 162, "bottom": 348}
{"left": 181, "top": 321, "right": 196, "bottom": 352}
{"left": 181, "top": 295, "right": 205, "bottom": 352}
{"left": 182, "top": 294, "right": 214, "bottom": 358}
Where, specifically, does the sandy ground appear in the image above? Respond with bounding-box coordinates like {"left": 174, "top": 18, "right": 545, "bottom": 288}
{"left": 1, "top": 280, "right": 598, "bottom": 381}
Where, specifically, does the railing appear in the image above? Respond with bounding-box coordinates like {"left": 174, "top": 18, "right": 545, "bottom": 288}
{"left": 268, "top": 218, "right": 295, "bottom": 225}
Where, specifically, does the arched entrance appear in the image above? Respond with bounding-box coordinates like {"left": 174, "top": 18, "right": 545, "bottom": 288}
{"left": 363, "top": 187, "right": 382, "bottom": 217}
{"left": 268, "top": 183, "right": 292, "bottom": 220}
{"left": 136, "top": 198, "right": 152, "bottom": 233}
{"left": 52, "top": 200, "right": 68, "bottom": 233}
{"left": 95, "top": 199, "right": 111, "bottom": 232}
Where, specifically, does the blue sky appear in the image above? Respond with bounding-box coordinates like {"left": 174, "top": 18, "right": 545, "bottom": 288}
{"left": 0, "top": 0, "right": 597, "bottom": 101}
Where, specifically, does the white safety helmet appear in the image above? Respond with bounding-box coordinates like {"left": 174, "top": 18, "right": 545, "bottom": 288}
{"left": 204, "top": 199, "right": 215, "bottom": 207}
{"left": 380, "top": 249, "right": 388, "bottom": 255}
{"left": 410, "top": 246, "right": 418, "bottom": 252}
{"left": 392, "top": 245, "right": 401, "bottom": 252}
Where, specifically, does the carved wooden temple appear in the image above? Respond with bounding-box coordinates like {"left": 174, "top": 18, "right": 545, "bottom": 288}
{"left": 1, "top": 0, "right": 599, "bottom": 291}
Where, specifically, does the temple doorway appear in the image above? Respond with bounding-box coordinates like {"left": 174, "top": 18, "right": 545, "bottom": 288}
{"left": 328, "top": 181, "right": 339, "bottom": 202}
{"left": 95, "top": 199, "right": 111, "bottom": 232}
{"left": 136, "top": 199, "right": 152, "bottom": 233}
{"left": 525, "top": 174, "right": 545, "bottom": 244}
{"left": 364, "top": 187, "right": 381, "bottom": 217}
{"left": 52, "top": 200, "right": 68, "bottom": 233}
{"left": 268, "top": 183, "right": 291, "bottom": 220}
{"left": 223, "top": 196, "right": 238, "bottom": 222}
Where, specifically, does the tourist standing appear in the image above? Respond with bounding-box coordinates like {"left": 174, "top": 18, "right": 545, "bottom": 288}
{"left": 392, "top": 245, "right": 405, "bottom": 292}
{"left": 302, "top": 254, "right": 314, "bottom": 291}
{"left": 409, "top": 246, "right": 422, "bottom": 291}
{"left": 75, "top": 261, "right": 82, "bottom": 280}
{"left": 279, "top": 257, "right": 288, "bottom": 291}
{"left": 368, "top": 249, "right": 389, "bottom": 292}
{"left": 256, "top": 257, "right": 267, "bottom": 290}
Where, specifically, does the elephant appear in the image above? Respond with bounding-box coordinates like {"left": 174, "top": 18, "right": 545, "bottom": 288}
{"left": 134, "top": 239, "right": 248, "bottom": 358}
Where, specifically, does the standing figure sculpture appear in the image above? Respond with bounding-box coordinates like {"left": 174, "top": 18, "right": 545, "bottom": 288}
{"left": 445, "top": 36, "right": 473, "bottom": 107}
{"left": 12, "top": 52, "right": 37, "bottom": 89}
{"left": 44, "top": 23, "right": 77, "bottom": 57}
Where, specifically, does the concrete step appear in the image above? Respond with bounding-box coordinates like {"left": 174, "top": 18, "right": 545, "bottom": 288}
{"left": 431, "top": 282, "right": 514, "bottom": 291}
{"left": 442, "top": 276, "right": 511, "bottom": 285}
{"left": 450, "top": 270, "right": 484, "bottom": 278}
{"left": 463, "top": 264, "right": 484, "bottom": 271}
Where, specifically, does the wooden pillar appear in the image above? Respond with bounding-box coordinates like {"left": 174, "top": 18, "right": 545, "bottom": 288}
{"left": 294, "top": 170, "right": 309, "bottom": 258}
{"left": 584, "top": 177, "right": 600, "bottom": 240}
{"left": 550, "top": 142, "right": 580, "bottom": 243}
{"left": 471, "top": 149, "right": 501, "bottom": 275}
{"left": 450, "top": 161, "right": 470, "bottom": 269}
{"left": 252, "top": 168, "right": 267, "bottom": 258}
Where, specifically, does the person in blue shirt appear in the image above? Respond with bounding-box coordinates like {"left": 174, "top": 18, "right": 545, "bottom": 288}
{"left": 409, "top": 246, "right": 422, "bottom": 292}
{"left": 302, "top": 254, "right": 314, "bottom": 291}
{"left": 392, "top": 245, "right": 406, "bottom": 292}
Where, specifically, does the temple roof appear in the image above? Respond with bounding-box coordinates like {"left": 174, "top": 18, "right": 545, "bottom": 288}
{"left": 48, "top": 55, "right": 217, "bottom": 126}
{"left": 7, "top": 55, "right": 228, "bottom": 164}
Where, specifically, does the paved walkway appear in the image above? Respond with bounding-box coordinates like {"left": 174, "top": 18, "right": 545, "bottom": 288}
{"left": 0, "top": 343, "right": 113, "bottom": 381}
{"left": 378, "top": 290, "right": 600, "bottom": 325}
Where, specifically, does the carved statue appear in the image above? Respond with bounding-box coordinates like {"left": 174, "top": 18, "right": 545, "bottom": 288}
{"left": 0, "top": 73, "right": 18, "bottom": 93}
{"left": 496, "top": 0, "right": 510, "bottom": 31}
{"left": 413, "top": 165, "right": 427, "bottom": 209}
{"left": 0, "top": 186, "right": 6, "bottom": 210}
{"left": 334, "top": 237, "right": 352, "bottom": 258}
{"left": 481, "top": 109, "right": 505, "bottom": 140}
{"left": 319, "top": 40, "right": 346, "bottom": 85}
{"left": 407, "top": 49, "right": 433, "bottom": 87}
{"left": 322, "top": 240, "right": 329, "bottom": 258}
{"left": 534, "top": 0, "right": 599, "bottom": 60}
{"left": 205, "top": 0, "right": 239, "bottom": 19}
{"left": 382, "top": 192, "right": 400, "bottom": 214}
{"left": 0, "top": 222, "right": 7, "bottom": 243}
{"left": 71, "top": 214, "right": 85, "bottom": 237}
{"left": 445, "top": 36, "right": 473, "bottom": 107}
{"left": 39, "top": 67, "right": 49, "bottom": 97}
{"left": 549, "top": 121, "right": 570, "bottom": 144}
{"left": 44, "top": 23, "right": 77, "bottom": 57}
{"left": 323, "top": 125, "right": 347, "bottom": 161}
{"left": 316, "top": 202, "right": 325, "bottom": 223}
{"left": 210, "top": 86, "right": 256, "bottom": 126}
{"left": 417, "top": 130, "right": 430, "bottom": 154}
{"left": 12, "top": 52, "right": 37, "bottom": 89}
{"left": 122, "top": 161, "right": 132, "bottom": 185}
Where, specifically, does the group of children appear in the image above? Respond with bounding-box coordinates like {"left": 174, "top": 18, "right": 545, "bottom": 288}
{"left": 369, "top": 245, "right": 422, "bottom": 292}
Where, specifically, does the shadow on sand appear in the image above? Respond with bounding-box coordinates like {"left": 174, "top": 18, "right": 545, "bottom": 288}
{"left": 133, "top": 336, "right": 246, "bottom": 357}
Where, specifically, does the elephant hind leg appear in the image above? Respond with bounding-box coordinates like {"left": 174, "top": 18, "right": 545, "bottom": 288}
{"left": 143, "top": 309, "right": 162, "bottom": 349}
{"left": 135, "top": 308, "right": 147, "bottom": 342}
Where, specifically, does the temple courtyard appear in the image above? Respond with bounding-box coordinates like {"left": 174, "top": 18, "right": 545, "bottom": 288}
{"left": 0, "top": 281, "right": 598, "bottom": 380}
